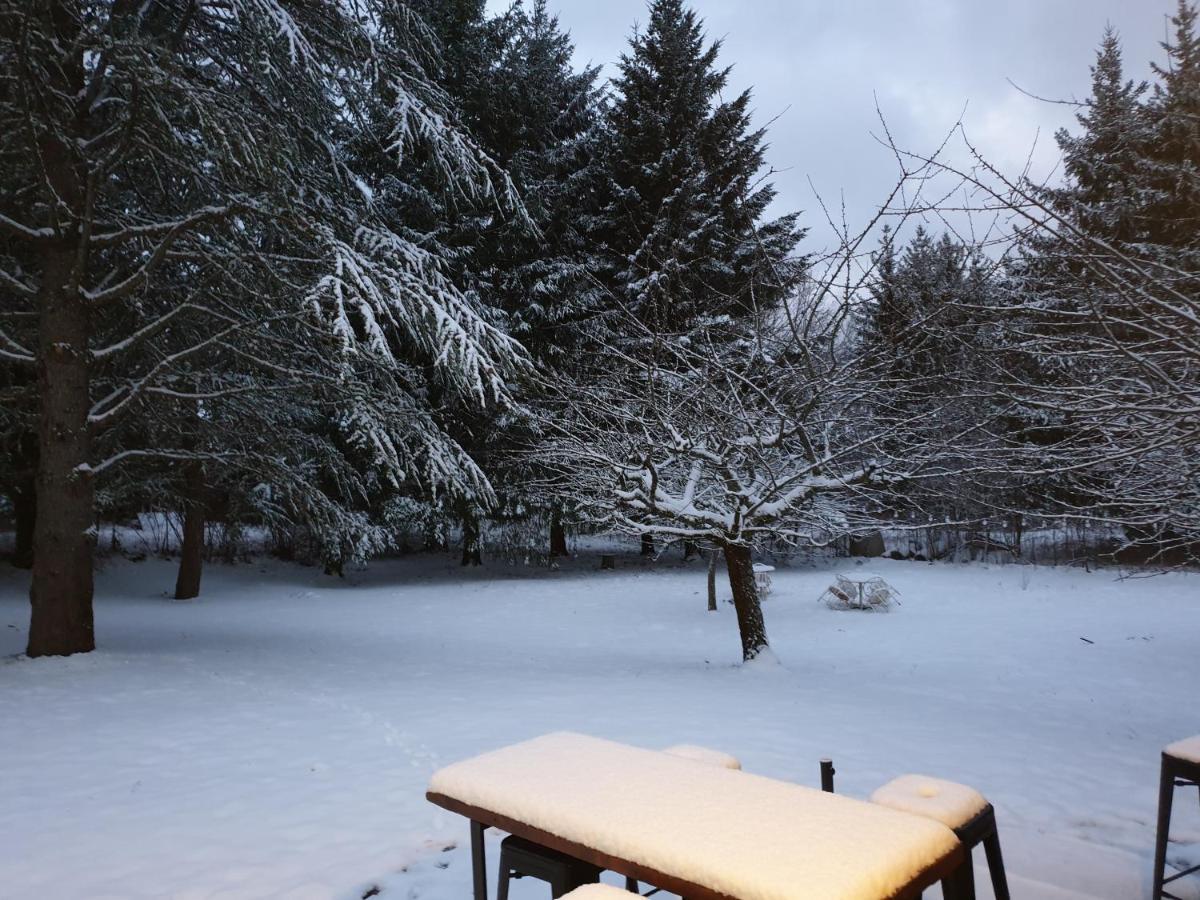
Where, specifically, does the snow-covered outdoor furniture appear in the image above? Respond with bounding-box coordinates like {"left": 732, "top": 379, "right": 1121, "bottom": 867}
{"left": 428, "top": 732, "right": 972, "bottom": 900}
{"left": 662, "top": 743, "right": 742, "bottom": 770}
{"left": 870, "top": 774, "right": 1009, "bottom": 900}
{"left": 820, "top": 573, "right": 898, "bottom": 611}
{"left": 561, "top": 886, "right": 633, "bottom": 899}
{"left": 1153, "top": 735, "right": 1200, "bottom": 899}
{"left": 753, "top": 563, "right": 775, "bottom": 597}
{"left": 496, "top": 834, "right": 601, "bottom": 900}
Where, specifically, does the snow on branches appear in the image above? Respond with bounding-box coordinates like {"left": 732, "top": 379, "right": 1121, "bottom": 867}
{"left": 309, "top": 225, "right": 527, "bottom": 406}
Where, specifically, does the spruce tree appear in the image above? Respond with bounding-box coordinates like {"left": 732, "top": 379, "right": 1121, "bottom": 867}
{"left": 599, "top": 0, "right": 803, "bottom": 340}
{"left": 860, "top": 227, "right": 992, "bottom": 392}
{"left": 856, "top": 226, "right": 900, "bottom": 355}
{"left": 1145, "top": 1, "right": 1200, "bottom": 248}
{"left": 1046, "top": 27, "right": 1150, "bottom": 243}
{"left": 1005, "top": 9, "right": 1200, "bottom": 551}
{"left": 484, "top": 0, "right": 607, "bottom": 366}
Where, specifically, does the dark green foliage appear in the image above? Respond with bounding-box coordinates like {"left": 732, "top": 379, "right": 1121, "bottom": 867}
{"left": 598, "top": 0, "right": 804, "bottom": 339}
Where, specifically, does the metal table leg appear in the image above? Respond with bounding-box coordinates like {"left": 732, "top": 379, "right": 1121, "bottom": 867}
{"left": 471, "top": 819, "right": 488, "bottom": 900}
{"left": 941, "top": 850, "right": 976, "bottom": 900}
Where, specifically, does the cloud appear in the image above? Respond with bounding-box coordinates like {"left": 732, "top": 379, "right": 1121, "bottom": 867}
{"left": 487, "top": 0, "right": 1179, "bottom": 248}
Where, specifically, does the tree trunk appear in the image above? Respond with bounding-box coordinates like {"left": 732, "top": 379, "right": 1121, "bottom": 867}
{"left": 549, "top": 507, "right": 568, "bottom": 558}
{"left": 707, "top": 549, "right": 717, "bottom": 612}
{"left": 722, "top": 542, "right": 768, "bottom": 661}
{"left": 12, "top": 480, "right": 36, "bottom": 570}
{"left": 174, "top": 463, "right": 205, "bottom": 600}
{"left": 27, "top": 8, "right": 94, "bottom": 656}
{"left": 683, "top": 539, "right": 698, "bottom": 560}
{"left": 28, "top": 246, "right": 95, "bottom": 657}
{"left": 640, "top": 533, "right": 654, "bottom": 556}
{"left": 461, "top": 513, "right": 482, "bottom": 566}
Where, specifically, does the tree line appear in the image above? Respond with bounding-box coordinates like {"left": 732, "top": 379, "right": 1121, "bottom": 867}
{"left": 1, "top": 0, "right": 1196, "bottom": 661}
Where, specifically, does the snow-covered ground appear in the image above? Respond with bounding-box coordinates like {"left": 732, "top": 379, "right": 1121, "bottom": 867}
{"left": 1, "top": 549, "right": 1197, "bottom": 900}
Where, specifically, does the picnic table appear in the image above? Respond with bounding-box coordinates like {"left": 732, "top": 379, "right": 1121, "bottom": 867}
{"left": 427, "top": 732, "right": 971, "bottom": 900}
{"left": 828, "top": 573, "right": 895, "bottom": 610}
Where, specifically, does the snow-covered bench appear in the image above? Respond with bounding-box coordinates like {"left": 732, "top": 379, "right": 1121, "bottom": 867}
{"left": 428, "top": 732, "right": 971, "bottom": 900}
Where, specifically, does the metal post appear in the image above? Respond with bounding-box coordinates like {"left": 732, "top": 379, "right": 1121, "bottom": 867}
{"left": 471, "top": 819, "right": 488, "bottom": 900}
{"left": 820, "top": 758, "right": 835, "bottom": 793}
{"left": 1153, "top": 756, "right": 1174, "bottom": 900}
{"left": 941, "top": 850, "right": 976, "bottom": 900}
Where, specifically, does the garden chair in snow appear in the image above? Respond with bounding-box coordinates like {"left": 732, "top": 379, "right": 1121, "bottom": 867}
{"left": 752, "top": 563, "right": 774, "bottom": 596}
{"left": 1153, "top": 734, "right": 1200, "bottom": 900}
{"left": 870, "top": 774, "right": 1009, "bottom": 900}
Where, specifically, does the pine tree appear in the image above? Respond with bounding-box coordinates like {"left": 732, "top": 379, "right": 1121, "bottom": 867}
{"left": 860, "top": 227, "right": 981, "bottom": 384}
{"left": 482, "top": 0, "right": 607, "bottom": 366}
{"left": 0, "top": 0, "right": 526, "bottom": 655}
{"left": 344, "top": 1, "right": 610, "bottom": 565}
{"left": 1004, "top": 10, "right": 1200, "bottom": 552}
{"left": 1144, "top": 1, "right": 1200, "bottom": 248}
{"left": 1046, "top": 27, "right": 1150, "bottom": 243}
{"left": 856, "top": 226, "right": 899, "bottom": 353}
{"left": 599, "top": 0, "right": 803, "bottom": 340}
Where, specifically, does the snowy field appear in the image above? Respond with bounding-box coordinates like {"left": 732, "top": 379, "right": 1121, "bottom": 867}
{"left": 1, "top": 549, "right": 1198, "bottom": 900}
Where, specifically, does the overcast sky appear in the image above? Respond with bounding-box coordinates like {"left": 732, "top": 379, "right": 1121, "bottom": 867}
{"left": 487, "top": 0, "right": 1178, "bottom": 249}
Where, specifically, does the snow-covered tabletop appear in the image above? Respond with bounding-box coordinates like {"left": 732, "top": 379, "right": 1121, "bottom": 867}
{"left": 1165, "top": 735, "right": 1200, "bottom": 764}
{"left": 662, "top": 743, "right": 742, "bottom": 770}
{"left": 428, "top": 732, "right": 963, "bottom": 900}
{"left": 839, "top": 572, "right": 887, "bottom": 584}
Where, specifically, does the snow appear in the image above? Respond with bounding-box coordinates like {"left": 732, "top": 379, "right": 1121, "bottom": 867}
{"left": 1166, "top": 736, "right": 1200, "bottom": 765}
{"left": 430, "top": 731, "right": 958, "bottom": 900}
{"left": 0, "top": 549, "right": 1198, "bottom": 900}
{"left": 662, "top": 743, "right": 742, "bottom": 769}
{"left": 869, "top": 775, "right": 990, "bottom": 830}
{"left": 562, "top": 887, "right": 636, "bottom": 899}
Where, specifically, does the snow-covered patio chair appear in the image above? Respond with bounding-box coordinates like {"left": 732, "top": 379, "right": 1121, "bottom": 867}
{"left": 1153, "top": 735, "right": 1200, "bottom": 899}
{"left": 870, "top": 774, "right": 1010, "bottom": 900}
{"left": 752, "top": 562, "right": 775, "bottom": 596}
